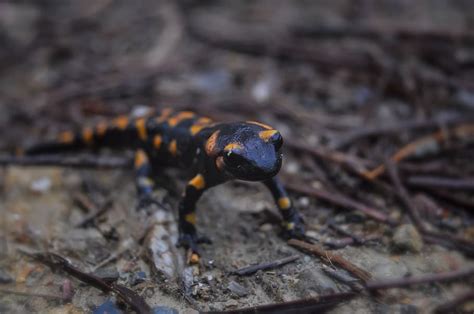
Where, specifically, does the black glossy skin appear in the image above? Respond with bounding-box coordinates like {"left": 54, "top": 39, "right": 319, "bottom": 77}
{"left": 26, "top": 109, "right": 305, "bottom": 256}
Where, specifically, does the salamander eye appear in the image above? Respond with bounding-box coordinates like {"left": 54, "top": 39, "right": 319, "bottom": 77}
{"left": 224, "top": 151, "right": 245, "bottom": 168}
{"left": 272, "top": 132, "right": 283, "bottom": 150}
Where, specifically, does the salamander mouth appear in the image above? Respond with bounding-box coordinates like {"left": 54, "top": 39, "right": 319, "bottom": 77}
{"left": 223, "top": 156, "right": 282, "bottom": 181}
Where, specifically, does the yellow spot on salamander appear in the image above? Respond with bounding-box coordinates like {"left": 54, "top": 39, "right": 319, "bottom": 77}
{"left": 224, "top": 142, "right": 243, "bottom": 151}
{"left": 259, "top": 130, "right": 278, "bottom": 142}
{"left": 169, "top": 139, "right": 178, "bottom": 156}
{"left": 153, "top": 135, "right": 162, "bottom": 149}
{"left": 96, "top": 122, "right": 107, "bottom": 137}
{"left": 205, "top": 130, "right": 220, "bottom": 156}
{"left": 189, "top": 253, "right": 200, "bottom": 264}
{"left": 278, "top": 197, "right": 291, "bottom": 209}
{"left": 134, "top": 150, "right": 148, "bottom": 168}
{"left": 184, "top": 213, "right": 197, "bottom": 225}
{"left": 113, "top": 115, "right": 129, "bottom": 130}
{"left": 135, "top": 118, "right": 147, "bottom": 141}
{"left": 247, "top": 120, "right": 272, "bottom": 130}
{"left": 156, "top": 108, "right": 173, "bottom": 123}
{"left": 58, "top": 131, "right": 74, "bottom": 144}
{"left": 189, "top": 174, "right": 205, "bottom": 190}
{"left": 82, "top": 127, "right": 94, "bottom": 145}
{"left": 168, "top": 111, "right": 195, "bottom": 127}
{"left": 286, "top": 222, "right": 295, "bottom": 230}
{"left": 189, "top": 117, "right": 212, "bottom": 135}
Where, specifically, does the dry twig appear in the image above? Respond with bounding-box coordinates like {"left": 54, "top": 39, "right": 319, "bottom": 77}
{"left": 288, "top": 239, "right": 372, "bottom": 284}
{"left": 232, "top": 255, "right": 300, "bottom": 276}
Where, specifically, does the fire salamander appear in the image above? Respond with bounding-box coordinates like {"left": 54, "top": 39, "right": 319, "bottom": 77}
{"left": 26, "top": 109, "right": 305, "bottom": 259}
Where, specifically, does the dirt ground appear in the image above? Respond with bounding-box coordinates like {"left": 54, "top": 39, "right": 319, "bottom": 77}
{"left": 0, "top": 1, "right": 473, "bottom": 313}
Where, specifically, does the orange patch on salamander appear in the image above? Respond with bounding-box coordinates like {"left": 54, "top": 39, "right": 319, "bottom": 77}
{"left": 189, "top": 174, "right": 205, "bottom": 190}
{"left": 113, "top": 115, "right": 129, "bottom": 130}
{"left": 135, "top": 118, "right": 147, "bottom": 141}
{"left": 153, "top": 135, "right": 162, "bottom": 149}
{"left": 58, "top": 131, "right": 75, "bottom": 144}
{"left": 259, "top": 130, "right": 278, "bottom": 142}
{"left": 205, "top": 130, "right": 220, "bottom": 156}
{"left": 96, "top": 122, "right": 107, "bottom": 137}
{"left": 189, "top": 117, "right": 212, "bottom": 135}
{"left": 169, "top": 139, "right": 178, "bottom": 156}
{"left": 167, "top": 111, "right": 195, "bottom": 127}
{"left": 247, "top": 120, "right": 272, "bottom": 130}
{"left": 82, "top": 127, "right": 94, "bottom": 145}
{"left": 134, "top": 150, "right": 148, "bottom": 168}
{"left": 156, "top": 108, "right": 173, "bottom": 123}
{"left": 224, "top": 142, "right": 243, "bottom": 151}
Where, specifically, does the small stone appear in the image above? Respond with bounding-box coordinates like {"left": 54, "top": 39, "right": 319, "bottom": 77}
{"left": 30, "top": 176, "right": 52, "bottom": 193}
{"left": 93, "top": 268, "right": 119, "bottom": 281}
{"left": 0, "top": 269, "right": 13, "bottom": 284}
{"left": 227, "top": 280, "right": 248, "bottom": 297}
{"left": 224, "top": 299, "right": 239, "bottom": 308}
{"left": 93, "top": 300, "right": 121, "bottom": 314}
{"left": 152, "top": 306, "right": 179, "bottom": 314}
{"left": 259, "top": 223, "right": 273, "bottom": 232}
{"left": 131, "top": 271, "right": 147, "bottom": 285}
{"left": 392, "top": 224, "right": 423, "bottom": 253}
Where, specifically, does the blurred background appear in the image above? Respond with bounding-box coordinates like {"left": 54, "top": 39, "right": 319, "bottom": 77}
{"left": 0, "top": 0, "right": 473, "bottom": 147}
{"left": 0, "top": 1, "right": 473, "bottom": 313}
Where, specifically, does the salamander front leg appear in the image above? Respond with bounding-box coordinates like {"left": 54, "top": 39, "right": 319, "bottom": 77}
{"left": 177, "top": 174, "right": 211, "bottom": 261}
{"left": 134, "top": 150, "right": 161, "bottom": 210}
{"left": 264, "top": 177, "right": 305, "bottom": 239}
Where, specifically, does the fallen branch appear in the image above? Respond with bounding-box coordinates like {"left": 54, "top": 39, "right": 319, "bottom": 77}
{"left": 386, "top": 162, "right": 424, "bottom": 229}
{"left": 284, "top": 180, "right": 397, "bottom": 226}
{"left": 365, "top": 266, "right": 474, "bottom": 290}
{"left": 73, "top": 193, "right": 114, "bottom": 228}
{"left": 232, "top": 255, "right": 300, "bottom": 276}
{"left": 406, "top": 175, "right": 474, "bottom": 191}
{"left": 286, "top": 141, "right": 373, "bottom": 178}
{"left": 332, "top": 115, "right": 471, "bottom": 149}
{"left": 363, "top": 123, "right": 474, "bottom": 180}
{"left": 288, "top": 239, "right": 372, "bottom": 284}
{"left": 28, "top": 252, "right": 152, "bottom": 314}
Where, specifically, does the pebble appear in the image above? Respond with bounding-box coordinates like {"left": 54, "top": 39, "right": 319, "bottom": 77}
{"left": 93, "top": 267, "right": 119, "bottom": 281}
{"left": 30, "top": 176, "right": 52, "bottom": 193}
{"left": 153, "top": 306, "right": 178, "bottom": 314}
{"left": 131, "top": 271, "right": 147, "bottom": 285}
{"left": 0, "top": 269, "right": 13, "bottom": 284}
{"left": 227, "top": 280, "right": 248, "bottom": 297}
{"left": 93, "top": 300, "right": 121, "bottom": 314}
{"left": 392, "top": 224, "right": 423, "bottom": 253}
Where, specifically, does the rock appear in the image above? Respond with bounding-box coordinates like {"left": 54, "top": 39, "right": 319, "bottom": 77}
{"left": 0, "top": 269, "right": 13, "bottom": 284}
{"left": 371, "top": 260, "right": 408, "bottom": 280}
{"left": 392, "top": 224, "right": 423, "bottom": 253}
{"left": 131, "top": 271, "right": 147, "bottom": 285}
{"left": 146, "top": 210, "right": 183, "bottom": 279}
{"left": 227, "top": 280, "right": 248, "bottom": 297}
{"left": 30, "top": 176, "right": 52, "bottom": 193}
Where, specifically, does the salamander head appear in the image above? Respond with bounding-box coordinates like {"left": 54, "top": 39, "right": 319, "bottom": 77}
{"left": 205, "top": 121, "right": 283, "bottom": 181}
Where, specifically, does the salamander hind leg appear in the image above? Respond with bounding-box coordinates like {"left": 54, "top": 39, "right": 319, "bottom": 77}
{"left": 264, "top": 177, "right": 305, "bottom": 239}
{"left": 134, "top": 150, "right": 162, "bottom": 211}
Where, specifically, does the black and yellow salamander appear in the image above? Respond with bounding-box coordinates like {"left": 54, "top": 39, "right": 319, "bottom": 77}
{"left": 26, "top": 109, "right": 305, "bottom": 258}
